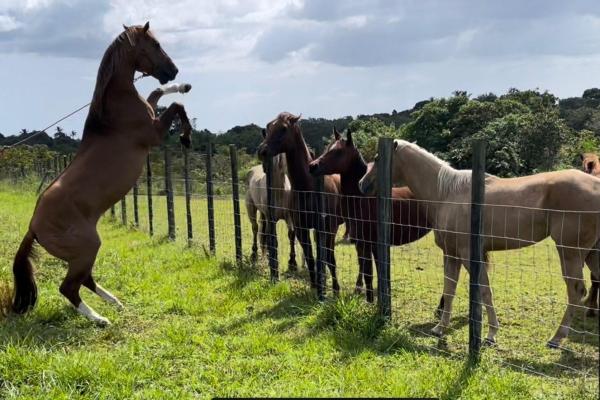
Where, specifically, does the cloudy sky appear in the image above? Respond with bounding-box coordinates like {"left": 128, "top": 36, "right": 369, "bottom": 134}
{"left": 1, "top": 0, "right": 600, "bottom": 136}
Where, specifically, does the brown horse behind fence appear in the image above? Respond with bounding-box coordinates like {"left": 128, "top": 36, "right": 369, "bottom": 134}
{"left": 9, "top": 22, "right": 192, "bottom": 325}
{"left": 309, "top": 128, "right": 431, "bottom": 302}
{"left": 257, "top": 112, "right": 344, "bottom": 295}
{"left": 360, "top": 140, "right": 600, "bottom": 347}
{"left": 581, "top": 152, "right": 600, "bottom": 316}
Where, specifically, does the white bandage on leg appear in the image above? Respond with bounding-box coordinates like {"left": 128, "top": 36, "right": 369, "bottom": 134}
{"left": 161, "top": 83, "right": 192, "bottom": 94}
{"left": 95, "top": 284, "right": 124, "bottom": 309}
{"left": 75, "top": 301, "right": 111, "bottom": 325}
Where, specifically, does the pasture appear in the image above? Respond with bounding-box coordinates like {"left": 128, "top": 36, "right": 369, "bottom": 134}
{"left": 0, "top": 181, "right": 598, "bottom": 399}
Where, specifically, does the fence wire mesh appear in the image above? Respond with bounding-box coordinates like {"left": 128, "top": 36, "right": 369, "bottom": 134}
{"left": 2, "top": 144, "right": 599, "bottom": 386}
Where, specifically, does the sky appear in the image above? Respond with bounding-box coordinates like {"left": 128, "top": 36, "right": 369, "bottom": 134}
{"left": 1, "top": 0, "right": 600, "bottom": 137}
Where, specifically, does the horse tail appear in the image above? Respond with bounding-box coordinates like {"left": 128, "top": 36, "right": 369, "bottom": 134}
{"left": 12, "top": 230, "right": 38, "bottom": 314}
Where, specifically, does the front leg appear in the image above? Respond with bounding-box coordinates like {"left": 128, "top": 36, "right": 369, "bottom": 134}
{"left": 147, "top": 83, "right": 192, "bottom": 109}
{"left": 153, "top": 102, "right": 192, "bottom": 148}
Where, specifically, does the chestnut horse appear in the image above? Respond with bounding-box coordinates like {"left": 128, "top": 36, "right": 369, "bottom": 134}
{"left": 11, "top": 22, "right": 192, "bottom": 325}
{"left": 257, "top": 112, "right": 343, "bottom": 295}
{"left": 360, "top": 140, "right": 600, "bottom": 347}
{"left": 309, "top": 128, "right": 431, "bottom": 302}
{"left": 581, "top": 152, "right": 600, "bottom": 316}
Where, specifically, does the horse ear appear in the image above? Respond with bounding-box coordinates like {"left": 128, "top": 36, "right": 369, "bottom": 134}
{"left": 289, "top": 113, "right": 302, "bottom": 125}
{"left": 261, "top": 128, "right": 266, "bottom": 138}
{"left": 123, "top": 26, "right": 136, "bottom": 46}
{"left": 579, "top": 153, "right": 585, "bottom": 161}
{"left": 346, "top": 130, "right": 354, "bottom": 147}
{"left": 394, "top": 140, "right": 399, "bottom": 150}
{"left": 143, "top": 21, "right": 150, "bottom": 33}
{"left": 333, "top": 126, "right": 340, "bottom": 140}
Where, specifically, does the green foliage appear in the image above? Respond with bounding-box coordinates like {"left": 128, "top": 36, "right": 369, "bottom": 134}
{"left": 346, "top": 118, "right": 403, "bottom": 161}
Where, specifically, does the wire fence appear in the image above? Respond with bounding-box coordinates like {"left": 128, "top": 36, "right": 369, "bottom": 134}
{"left": 2, "top": 139, "right": 599, "bottom": 385}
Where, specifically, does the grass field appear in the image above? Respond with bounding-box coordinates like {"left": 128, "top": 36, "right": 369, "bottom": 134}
{"left": 0, "top": 183, "right": 598, "bottom": 399}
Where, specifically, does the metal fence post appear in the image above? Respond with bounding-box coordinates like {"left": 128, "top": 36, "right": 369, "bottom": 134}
{"left": 164, "top": 146, "right": 176, "bottom": 240}
{"left": 376, "top": 138, "right": 393, "bottom": 318}
{"left": 469, "top": 139, "right": 486, "bottom": 362}
{"left": 183, "top": 147, "right": 193, "bottom": 246}
{"left": 264, "top": 156, "right": 279, "bottom": 282}
{"left": 206, "top": 141, "right": 216, "bottom": 255}
{"left": 120, "top": 196, "right": 127, "bottom": 226}
{"left": 146, "top": 154, "right": 154, "bottom": 236}
{"left": 133, "top": 180, "right": 139, "bottom": 228}
{"left": 315, "top": 175, "right": 326, "bottom": 301}
{"left": 229, "top": 145, "right": 243, "bottom": 264}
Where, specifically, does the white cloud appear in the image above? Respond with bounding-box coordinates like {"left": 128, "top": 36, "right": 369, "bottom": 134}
{"left": 0, "top": 15, "right": 21, "bottom": 32}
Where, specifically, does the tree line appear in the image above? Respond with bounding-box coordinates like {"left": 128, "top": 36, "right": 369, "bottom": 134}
{"left": 1, "top": 88, "right": 599, "bottom": 179}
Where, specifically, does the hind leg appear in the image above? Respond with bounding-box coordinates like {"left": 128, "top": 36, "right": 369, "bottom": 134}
{"left": 324, "top": 231, "right": 340, "bottom": 295}
{"left": 548, "top": 248, "right": 586, "bottom": 348}
{"left": 57, "top": 230, "right": 110, "bottom": 325}
{"left": 61, "top": 259, "right": 110, "bottom": 326}
{"left": 584, "top": 248, "right": 599, "bottom": 316}
{"left": 82, "top": 275, "right": 123, "bottom": 309}
{"left": 432, "top": 254, "right": 461, "bottom": 338}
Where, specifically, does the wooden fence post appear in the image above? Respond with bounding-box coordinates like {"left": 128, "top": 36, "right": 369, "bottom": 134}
{"left": 376, "top": 138, "right": 393, "bottom": 318}
{"left": 164, "top": 146, "right": 176, "bottom": 240}
{"left": 120, "top": 196, "right": 127, "bottom": 226}
{"left": 146, "top": 154, "right": 154, "bottom": 236}
{"left": 62, "top": 155, "right": 67, "bottom": 171}
{"left": 229, "top": 145, "right": 242, "bottom": 264}
{"left": 315, "top": 175, "right": 326, "bottom": 301}
{"left": 469, "top": 139, "right": 486, "bottom": 362}
{"left": 183, "top": 148, "right": 193, "bottom": 246}
{"left": 264, "top": 156, "right": 279, "bottom": 282}
{"left": 133, "top": 180, "right": 139, "bottom": 228}
{"left": 206, "top": 141, "right": 216, "bottom": 255}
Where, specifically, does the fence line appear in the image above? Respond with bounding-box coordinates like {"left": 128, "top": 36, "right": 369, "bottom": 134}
{"left": 2, "top": 139, "right": 598, "bottom": 384}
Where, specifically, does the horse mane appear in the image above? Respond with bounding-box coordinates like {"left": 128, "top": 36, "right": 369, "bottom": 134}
{"left": 397, "top": 140, "right": 495, "bottom": 199}
{"left": 84, "top": 29, "right": 132, "bottom": 135}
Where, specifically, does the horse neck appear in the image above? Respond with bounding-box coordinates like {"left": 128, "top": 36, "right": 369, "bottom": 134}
{"left": 399, "top": 146, "right": 445, "bottom": 202}
{"left": 340, "top": 156, "right": 367, "bottom": 196}
{"left": 284, "top": 131, "right": 313, "bottom": 190}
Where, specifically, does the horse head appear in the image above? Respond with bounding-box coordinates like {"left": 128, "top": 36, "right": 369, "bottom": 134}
{"left": 257, "top": 112, "right": 302, "bottom": 161}
{"left": 309, "top": 127, "right": 359, "bottom": 177}
{"left": 122, "top": 22, "right": 178, "bottom": 85}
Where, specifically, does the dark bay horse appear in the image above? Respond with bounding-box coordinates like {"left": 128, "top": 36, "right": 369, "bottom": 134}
{"left": 257, "top": 112, "right": 344, "bottom": 295}
{"left": 11, "top": 22, "right": 192, "bottom": 325}
{"left": 309, "top": 128, "right": 431, "bottom": 302}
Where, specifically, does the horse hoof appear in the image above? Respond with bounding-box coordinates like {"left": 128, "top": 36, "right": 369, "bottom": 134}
{"left": 431, "top": 326, "right": 444, "bottom": 338}
{"left": 483, "top": 338, "right": 496, "bottom": 347}
{"left": 546, "top": 340, "right": 561, "bottom": 349}
{"left": 96, "top": 317, "right": 111, "bottom": 327}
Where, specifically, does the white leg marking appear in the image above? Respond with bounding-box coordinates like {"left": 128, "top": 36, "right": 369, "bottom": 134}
{"left": 95, "top": 284, "right": 124, "bottom": 309}
{"left": 74, "top": 301, "right": 110, "bottom": 326}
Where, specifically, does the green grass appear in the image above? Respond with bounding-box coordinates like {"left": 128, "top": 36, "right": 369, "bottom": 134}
{"left": 0, "top": 185, "right": 598, "bottom": 399}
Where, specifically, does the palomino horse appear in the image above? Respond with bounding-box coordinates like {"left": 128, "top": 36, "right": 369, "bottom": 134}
{"left": 581, "top": 152, "right": 600, "bottom": 315}
{"left": 359, "top": 140, "right": 600, "bottom": 347}
{"left": 257, "top": 112, "right": 344, "bottom": 294}
{"left": 11, "top": 22, "right": 193, "bottom": 325}
{"left": 245, "top": 151, "right": 297, "bottom": 270}
{"left": 309, "top": 128, "right": 431, "bottom": 302}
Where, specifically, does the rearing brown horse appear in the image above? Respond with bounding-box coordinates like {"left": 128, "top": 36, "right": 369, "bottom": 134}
{"left": 257, "top": 112, "right": 343, "bottom": 295}
{"left": 11, "top": 22, "right": 192, "bottom": 325}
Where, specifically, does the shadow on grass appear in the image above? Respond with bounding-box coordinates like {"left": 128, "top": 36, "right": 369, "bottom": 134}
{"left": 440, "top": 360, "right": 477, "bottom": 400}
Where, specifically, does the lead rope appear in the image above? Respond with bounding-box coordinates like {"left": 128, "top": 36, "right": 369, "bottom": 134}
{"left": 0, "top": 74, "right": 148, "bottom": 154}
